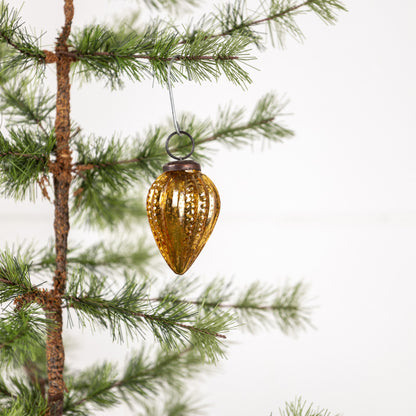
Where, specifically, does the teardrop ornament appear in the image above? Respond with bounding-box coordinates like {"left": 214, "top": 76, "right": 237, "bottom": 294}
{"left": 146, "top": 160, "right": 220, "bottom": 275}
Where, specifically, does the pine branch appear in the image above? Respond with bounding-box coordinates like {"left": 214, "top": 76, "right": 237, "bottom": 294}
{"left": 157, "top": 279, "right": 311, "bottom": 334}
{"left": 205, "top": 92, "right": 294, "bottom": 147}
{"left": 64, "top": 348, "right": 205, "bottom": 414}
{"left": 66, "top": 0, "right": 345, "bottom": 89}
{"left": 0, "top": 77, "right": 55, "bottom": 134}
{"left": 0, "top": 375, "right": 48, "bottom": 415}
{"left": 34, "top": 240, "right": 155, "bottom": 274}
{"left": 69, "top": 134, "right": 155, "bottom": 227}
{"left": 0, "top": 307, "right": 48, "bottom": 369}
{"left": 201, "top": 0, "right": 346, "bottom": 47}
{"left": 0, "top": 1, "right": 46, "bottom": 72}
{"left": 213, "top": 0, "right": 312, "bottom": 40}
{"left": 138, "top": 391, "right": 203, "bottom": 416}
{"left": 23, "top": 357, "right": 48, "bottom": 399}
{"left": 279, "top": 397, "right": 340, "bottom": 416}
{"left": 0, "top": 251, "right": 37, "bottom": 304}
{"left": 64, "top": 271, "right": 231, "bottom": 360}
{"left": 64, "top": 50, "right": 240, "bottom": 62}
{"left": 0, "top": 128, "right": 55, "bottom": 200}
{"left": 72, "top": 191, "right": 147, "bottom": 229}
{"left": 0, "top": 377, "right": 14, "bottom": 399}
{"left": 139, "top": 0, "right": 197, "bottom": 12}
{"left": 68, "top": 24, "right": 252, "bottom": 88}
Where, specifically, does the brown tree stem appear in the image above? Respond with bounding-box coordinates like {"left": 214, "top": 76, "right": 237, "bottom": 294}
{"left": 46, "top": 1, "right": 74, "bottom": 415}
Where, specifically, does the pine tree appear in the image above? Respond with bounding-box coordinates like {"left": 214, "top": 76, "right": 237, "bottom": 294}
{"left": 0, "top": 1, "right": 345, "bottom": 415}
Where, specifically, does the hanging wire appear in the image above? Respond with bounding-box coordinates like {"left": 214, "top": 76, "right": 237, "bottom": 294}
{"left": 165, "top": 56, "right": 196, "bottom": 161}
{"left": 167, "top": 55, "right": 182, "bottom": 135}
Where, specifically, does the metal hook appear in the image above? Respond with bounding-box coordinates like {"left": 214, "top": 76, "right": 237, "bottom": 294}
{"left": 167, "top": 55, "right": 182, "bottom": 136}
{"left": 165, "top": 56, "right": 196, "bottom": 161}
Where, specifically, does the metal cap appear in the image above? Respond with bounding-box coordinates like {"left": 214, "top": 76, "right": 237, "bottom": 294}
{"left": 163, "top": 160, "right": 201, "bottom": 172}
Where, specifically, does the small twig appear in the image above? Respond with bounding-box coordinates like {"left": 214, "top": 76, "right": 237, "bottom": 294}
{"left": 0, "top": 385, "right": 15, "bottom": 398}
{"left": 24, "top": 362, "right": 48, "bottom": 397}
{"left": 0, "top": 332, "right": 24, "bottom": 349}
{"left": 36, "top": 120, "right": 49, "bottom": 136}
{"left": 0, "top": 30, "right": 45, "bottom": 61}
{"left": 201, "top": 117, "right": 275, "bottom": 142}
{"left": 0, "top": 277, "right": 16, "bottom": 285}
{"left": 57, "top": 51, "right": 239, "bottom": 62}
{"left": 37, "top": 175, "right": 52, "bottom": 202}
{"left": 0, "top": 82, "right": 51, "bottom": 136}
{"left": 219, "top": 1, "right": 310, "bottom": 37}
{"left": 148, "top": 297, "right": 296, "bottom": 312}
{"left": 74, "top": 156, "right": 147, "bottom": 172}
{"left": 179, "top": 0, "right": 312, "bottom": 44}
{"left": 65, "top": 295, "right": 226, "bottom": 339}
{"left": 137, "top": 310, "right": 226, "bottom": 339}
{"left": 0, "top": 151, "right": 46, "bottom": 161}
{"left": 72, "top": 347, "right": 194, "bottom": 408}
{"left": 0, "top": 276, "right": 30, "bottom": 291}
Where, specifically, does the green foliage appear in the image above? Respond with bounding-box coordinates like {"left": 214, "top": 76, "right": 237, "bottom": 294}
{"left": 68, "top": 0, "right": 345, "bottom": 89}
{"left": 214, "top": 0, "right": 346, "bottom": 47}
{"left": 158, "top": 277, "right": 311, "bottom": 334}
{"left": 0, "top": 77, "right": 55, "bottom": 131}
{"left": 137, "top": 392, "right": 203, "bottom": 416}
{"left": 0, "top": 128, "right": 54, "bottom": 200}
{"left": 64, "top": 270, "right": 232, "bottom": 360}
{"left": 139, "top": 0, "right": 197, "bottom": 12}
{"left": 0, "top": 251, "right": 35, "bottom": 303}
{"left": 69, "top": 23, "right": 252, "bottom": 88}
{"left": 205, "top": 92, "right": 294, "bottom": 148}
{"left": 0, "top": 1, "right": 45, "bottom": 74}
{"left": 71, "top": 135, "right": 152, "bottom": 226}
{"left": 36, "top": 240, "right": 155, "bottom": 274}
{"left": 64, "top": 348, "right": 205, "bottom": 415}
{"left": 279, "top": 397, "right": 340, "bottom": 416}
{"left": 227, "top": 280, "right": 310, "bottom": 333}
{"left": 0, "top": 307, "right": 47, "bottom": 368}
{"left": 0, "top": 375, "right": 48, "bottom": 416}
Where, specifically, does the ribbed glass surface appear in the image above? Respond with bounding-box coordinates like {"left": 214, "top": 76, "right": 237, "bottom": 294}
{"left": 147, "top": 169, "right": 220, "bottom": 275}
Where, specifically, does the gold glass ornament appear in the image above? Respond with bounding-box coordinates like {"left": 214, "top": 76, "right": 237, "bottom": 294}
{"left": 147, "top": 57, "right": 220, "bottom": 274}
{"left": 147, "top": 159, "right": 220, "bottom": 275}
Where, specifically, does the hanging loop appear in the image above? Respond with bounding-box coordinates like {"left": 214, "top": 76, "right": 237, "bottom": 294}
{"left": 167, "top": 55, "right": 182, "bottom": 136}
{"left": 166, "top": 56, "right": 195, "bottom": 160}
{"left": 165, "top": 130, "right": 195, "bottom": 161}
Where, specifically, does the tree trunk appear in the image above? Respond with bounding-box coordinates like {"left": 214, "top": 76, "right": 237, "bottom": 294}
{"left": 46, "top": 1, "right": 74, "bottom": 415}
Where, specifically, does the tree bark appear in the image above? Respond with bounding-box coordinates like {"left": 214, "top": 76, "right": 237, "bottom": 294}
{"left": 46, "top": 1, "right": 74, "bottom": 415}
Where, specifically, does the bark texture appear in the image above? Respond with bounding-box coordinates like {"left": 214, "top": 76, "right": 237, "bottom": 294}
{"left": 46, "top": 1, "right": 74, "bottom": 415}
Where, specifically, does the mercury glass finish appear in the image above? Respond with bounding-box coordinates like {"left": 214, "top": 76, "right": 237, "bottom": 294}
{"left": 147, "top": 168, "right": 220, "bottom": 275}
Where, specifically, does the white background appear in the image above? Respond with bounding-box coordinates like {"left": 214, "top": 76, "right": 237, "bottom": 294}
{"left": 1, "top": 0, "right": 416, "bottom": 415}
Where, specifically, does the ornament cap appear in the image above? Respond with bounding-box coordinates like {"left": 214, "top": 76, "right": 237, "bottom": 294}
{"left": 163, "top": 160, "right": 201, "bottom": 172}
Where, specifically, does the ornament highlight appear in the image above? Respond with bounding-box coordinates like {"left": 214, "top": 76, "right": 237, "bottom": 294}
{"left": 147, "top": 160, "right": 220, "bottom": 275}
